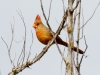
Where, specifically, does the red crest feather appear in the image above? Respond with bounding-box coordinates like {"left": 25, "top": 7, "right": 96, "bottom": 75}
{"left": 35, "top": 14, "right": 41, "bottom": 20}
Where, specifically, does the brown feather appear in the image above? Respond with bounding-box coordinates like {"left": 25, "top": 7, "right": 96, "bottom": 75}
{"left": 33, "top": 15, "right": 84, "bottom": 54}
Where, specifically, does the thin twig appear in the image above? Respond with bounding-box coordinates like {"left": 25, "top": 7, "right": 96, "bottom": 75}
{"left": 9, "top": 23, "right": 15, "bottom": 67}
{"left": 55, "top": 40, "right": 67, "bottom": 63}
{"left": 80, "top": 1, "right": 100, "bottom": 29}
{"left": 27, "top": 30, "right": 34, "bottom": 61}
{"left": 1, "top": 37, "right": 9, "bottom": 49}
{"left": 79, "top": 8, "right": 84, "bottom": 40}
{"left": 73, "top": 0, "right": 81, "bottom": 32}
{"left": 61, "top": 46, "right": 66, "bottom": 73}
{"left": 11, "top": 17, "right": 15, "bottom": 66}
{"left": 40, "top": 0, "right": 52, "bottom": 30}
{"left": 14, "top": 39, "right": 22, "bottom": 43}
{"left": 62, "top": 0, "right": 65, "bottom": 14}
{"left": 76, "top": 0, "right": 81, "bottom": 67}
{"left": 17, "top": 39, "right": 24, "bottom": 66}
{"left": 1, "top": 19, "right": 15, "bottom": 67}
{"left": 79, "top": 36, "right": 88, "bottom": 66}
{"left": 73, "top": 7, "right": 77, "bottom": 28}
{"left": 48, "top": 0, "right": 52, "bottom": 21}
{"left": 17, "top": 9, "right": 26, "bottom": 65}
{"left": 73, "top": 0, "right": 80, "bottom": 11}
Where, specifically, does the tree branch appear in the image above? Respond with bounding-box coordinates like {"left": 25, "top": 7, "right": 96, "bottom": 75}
{"left": 40, "top": 0, "right": 68, "bottom": 63}
{"left": 8, "top": 7, "right": 68, "bottom": 75}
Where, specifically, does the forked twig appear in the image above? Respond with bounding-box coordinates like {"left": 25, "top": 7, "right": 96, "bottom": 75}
{"left": 17, "top": 9, "right": 26, "bottom": 65}
{"left": 79, "top": 36, "right": 88, "bottom": 66}
{"left": 73, "top": 0, "right": 80, "bottom": 11}
{"left": 1, "top": 18, "right": 15, "bottom": 67}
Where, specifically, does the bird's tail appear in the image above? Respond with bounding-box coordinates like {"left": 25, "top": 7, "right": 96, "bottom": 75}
{"left": 61, "top": 41, "right": 84, "bottom": 54}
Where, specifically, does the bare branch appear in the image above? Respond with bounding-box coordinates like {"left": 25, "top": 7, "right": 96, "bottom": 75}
{"left": 55, "top": 40, "right": 67, "bottom": 63}
{"left": 61, "top": 47, "right": 66, "bottom": 73}
{"left": 79, "top": 36, "right": 88, "bottom": 66}
{"left": 40, "top": 0, "right": 68, "bottom": 63}
{"left": 62, "top": 0, "right": 65, "bottom": 14}
{"left": 27, "top": 30, "right": 34, "bottom": 61}
{"left": 48, "top": 0, "right": 52, "bottom": 21}
{"left": 1, "top": 19, "right": 15, "bottom": 67}
{"left": 73, "top": 0, "right": 81, "bottom": 30}
{"left": 79, "top": 8, "right": 84, "bottom": 40}
{"left": 1, "top": 37, "right": 9, "bottom": 49}
{"left": 8, "top": 8, "right": 68, "bottom": 75}
{"left": 73, "top": 0, "right": 80, "bottom": 11}
{"left": 16, "top": 9, "right": 27, "bottom": 65}
{"left": 40, "top": 0, "right": 52, "bottom": 30}
{"left": 17, "top": 40, "right": 24, "bottom": 65}
{"left": 9, "top": 24, "right": 14, "bottom": 63}
{"left": 80, "top": 1, "right": 100, "bottom": 29}
{"left": 76, "top": 0, "right": 81, "bottom": 67}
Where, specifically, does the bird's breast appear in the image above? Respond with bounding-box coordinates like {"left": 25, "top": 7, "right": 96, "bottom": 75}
{"left": 36, "top": 30, "right": 52, "bottom": 45}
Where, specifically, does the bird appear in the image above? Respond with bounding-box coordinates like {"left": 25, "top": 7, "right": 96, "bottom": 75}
{"left": 32, "top": 15, "right": 84, "bottom": 54}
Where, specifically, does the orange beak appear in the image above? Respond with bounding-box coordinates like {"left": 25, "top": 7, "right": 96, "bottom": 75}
{"left": 33, "top": 24, "right": 37, "bottom": 29}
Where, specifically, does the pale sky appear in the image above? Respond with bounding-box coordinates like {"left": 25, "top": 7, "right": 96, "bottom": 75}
{"left": 0, "top": 0, "right": 100, "bottom": 75}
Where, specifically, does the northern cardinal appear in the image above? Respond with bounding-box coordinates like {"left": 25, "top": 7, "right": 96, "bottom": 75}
{"left": 32, "top": 15, "right": 84, "bottom": 54}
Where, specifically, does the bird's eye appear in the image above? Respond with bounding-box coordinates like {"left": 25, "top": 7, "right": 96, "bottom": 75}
{"left": 37, "top": 23, "right": 39, "bottom": 25}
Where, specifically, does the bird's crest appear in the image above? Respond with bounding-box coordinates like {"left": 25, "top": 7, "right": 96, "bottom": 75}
{"left": 35, "top": 14, "right": 41, "bottom": 20}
